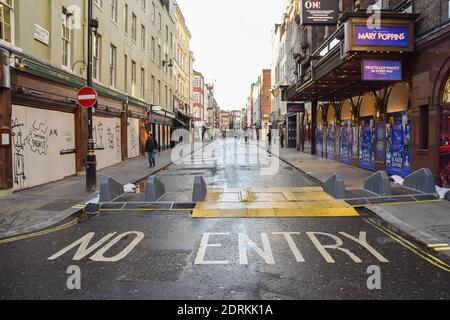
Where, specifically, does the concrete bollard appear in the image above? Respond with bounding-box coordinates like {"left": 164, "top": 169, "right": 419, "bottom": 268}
{"left": 364, "top": 171, "right": 392, "bottom": 197}
{"left": 144, "top": 176, "right": 166, "bottom": 202}
{"left": 403, "top": 168, "right": 437, "bottom": 195}
{"left": 192, "top": 176, "right": 207, "bottom": 202}
{"left": 324, "top": 173, "right": 346, "bottom": 199}
{"left": 445, "top": 191, "right": 450, "bottom": 201}
{"left": 99, "top": 176, "right": 124, "bottom": 203}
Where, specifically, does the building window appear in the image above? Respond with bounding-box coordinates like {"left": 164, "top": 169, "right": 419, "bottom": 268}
{"left": 93, "top": 33, "right": 101, "bottom": 81}
{"left": 124, "top": 54, "right": 128, "bottom": 93}
{"left": 170, "top": 32, "right": 173, "bottom": 48}
{"left": 141, "top": 0, "right": 146, "bottom": 11}
{"left": 444, "top": 76, "right": 450, "bottom": 103}
{"left": 140, "top": 68, "right": 145, "bottom": 99}
{"left": 165, "top": 53, "right": 168, "bottom": 74}
{"left": 158, "top": 44, "right": 161, "bottom": 66}
{"left": 193, "top": 92, "right": 200, "bottom": 104}
{"left": 151, "top": 37, "right": 155, "bottom": 61}
{"left": 158, "top": 12, "right": 161, "bottom": 31}
{"left": 151, "top": 75, "right": 155, "bottom": 104}
{"left": 165, "top": 25, "right": 169, "bottom": 44}
{"left": 94, "top": 0, "right": 103, "bottom": 9}
{"left": 0, "top": 0, "right": 13, "bottom": 43}
{"left": 152, "top": 2, "right": 155, "bottom": 23}
{"left": 131, "top": 60, "right": 136, "bottom": 96}
{"left": 165, "top": 85, "right": 168, "bottom": 109}
{"left": 124, "top": 4, "right": 128, "bottom": 34}
{"left": 193, "top": 77, "right": 199, "bottom": 87}
{"left": 420, "top": 105, "right": 429, "bottom": 150}
{"left": 61, "top": 7, "right": 72, "bottom": 68}
{"left": 131, "top": 13, "right": 137, "bottom": 42}
{"left": 141, "top": 24, "right": 146, "bottom": 50}
{"left": 109, "top": 45, "right": 117, "bottom": 88}
{"left": 111, "top": 0, "right": 118, "bottom": 23}
{"left": 158, "top": 80, "right": 161, "bottom": 105}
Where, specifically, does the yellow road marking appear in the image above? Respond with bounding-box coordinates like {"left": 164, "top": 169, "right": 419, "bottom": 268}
{"left": 364, "top": 219, "right": 450, "bottom": 273}
{"left": 0, "top": 218, "right": 79, "bottom": 245}
{"left": 433, "top": 247, "right": 450, "bottom": 251}
{"left": 427, "top": 243, "right": 449, "bottom": 248}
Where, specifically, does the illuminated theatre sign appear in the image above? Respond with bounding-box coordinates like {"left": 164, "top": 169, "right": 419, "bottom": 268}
{"left": 362, "top": 59, "right": 403, "bottom": 81}
{"left": 343, "top": 16, "right": 416, "bottom": 54}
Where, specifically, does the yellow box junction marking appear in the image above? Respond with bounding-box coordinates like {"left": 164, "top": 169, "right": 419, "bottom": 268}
{"left": 192, "top": 187, "right": 359, "bottom": 218}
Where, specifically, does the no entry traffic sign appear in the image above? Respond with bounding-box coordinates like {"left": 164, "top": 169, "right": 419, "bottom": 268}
{"left": 77, "top": 86, "right": 97, "bottom": 108}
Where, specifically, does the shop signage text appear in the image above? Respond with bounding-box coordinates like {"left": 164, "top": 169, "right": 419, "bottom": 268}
{"left": 300, "top": 0, "right": 339, "bottom": 26}
{"left": 362, "top": 59, "right": 402, "bottom": 81}
{"left": 287, "top": 102, "right": 305, "bottom": 113}
{"left": 354, "top": 25, "right": 409, "bottom": 47}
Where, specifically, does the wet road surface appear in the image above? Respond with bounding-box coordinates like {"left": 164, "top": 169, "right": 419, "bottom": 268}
{"left": 0, "top": 138, "right": 449, "bottom": 299}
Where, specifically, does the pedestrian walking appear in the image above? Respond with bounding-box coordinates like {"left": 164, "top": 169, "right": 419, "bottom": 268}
{"left": 267, "top": 130, "right": 272, "bottom": 146}
{"left": 280, "top": 128, "right": 285, "bottom": 148}
{"left": 145, "top": 133, "right": 158, "bottom": 168}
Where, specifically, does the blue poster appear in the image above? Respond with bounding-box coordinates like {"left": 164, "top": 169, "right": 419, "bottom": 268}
{"left": 316, "top": 123, "right": 323, "bottom": 156}
{"left": 340, "top": 120, "right": 352, "bottom": 164}
{"left": 385, "top": 112, "right": 411, "bottom": 177}
{"left": 359, "top": 117, "right": 376, "bottom": 171}
{"left": 327, "top": 124, "right": 335, "bottom": 159}
{"left": 375, "top": 122, "right": 385, "bottom": 162}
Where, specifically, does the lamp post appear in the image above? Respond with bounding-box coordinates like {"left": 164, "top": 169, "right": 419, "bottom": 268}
{"left": 85, "top": 0, "right": 98, "bottom": 192}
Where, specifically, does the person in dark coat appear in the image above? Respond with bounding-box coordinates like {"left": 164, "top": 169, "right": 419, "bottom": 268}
{"left": 145, "top": 133, "right": 158, "bottom": 167}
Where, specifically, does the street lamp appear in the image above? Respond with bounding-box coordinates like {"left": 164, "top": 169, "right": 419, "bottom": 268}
{"left": 85, "top": 0, "right": 99, "bottom": 192}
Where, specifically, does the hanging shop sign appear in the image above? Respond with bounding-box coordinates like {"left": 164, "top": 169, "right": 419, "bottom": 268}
{"left": 362, "top": 59, "right": 402, "bottom": 81}
{"left": 300, "top": 0, "right": 339, "bottom": 26}
{"left": 339, "top": 120, "right": 352, "bottom": 164}
{"left": 358, "top": 117, "right": 376, "bottom": 171}
{"left": 287, "top": 102, "right": 305, "bottom": 114}
{"left": 385, "top": 112, "right": 411, "bottom": 177}
{"left": 342, "top": 16, "right": 416, "bottom": 54}
{"left": 354, "top": 25, "right": 409, "bottom": 47}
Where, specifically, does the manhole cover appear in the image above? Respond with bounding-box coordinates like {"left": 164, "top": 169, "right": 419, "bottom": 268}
{"left": 119, "top": 250, "right": 190, "bottom": 282}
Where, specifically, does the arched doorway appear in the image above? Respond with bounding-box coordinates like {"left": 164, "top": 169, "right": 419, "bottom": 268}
{"left": 385, "top": 83, "right": 412, "bottom": 177}
{"left": 339, "top": 99, "right": 353, "bottom": 164}
{"left": 326, "top": 105, "right": 336, "bottom": 159}
{"left": 315, "top": 106, "right": 324, "bottom": 157}
{"left": 439, "top": 75, "right": 450, "bottom": 187}
{"left": 358, "top": 93, "right": 377, "bottom": 171}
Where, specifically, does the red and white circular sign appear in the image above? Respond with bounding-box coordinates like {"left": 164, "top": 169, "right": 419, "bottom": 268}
{"left": 77, "top": 87, "right": 97, "bottom": 108}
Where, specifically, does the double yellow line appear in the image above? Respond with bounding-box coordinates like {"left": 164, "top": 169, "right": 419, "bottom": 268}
{"left": 0, "top": 218, "right": 79, "bottom": 245}
{"left": 364, "top": 218, "right": 450, "bottom": 273}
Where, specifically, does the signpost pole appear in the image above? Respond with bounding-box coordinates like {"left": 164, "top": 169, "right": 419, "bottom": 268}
{"left": 86, "top": 0, "right": 97, "bottom": 192}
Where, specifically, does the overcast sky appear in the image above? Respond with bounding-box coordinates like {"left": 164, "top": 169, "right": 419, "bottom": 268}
{"left": 176, "top": 0, "right": 288, "bottom": 111}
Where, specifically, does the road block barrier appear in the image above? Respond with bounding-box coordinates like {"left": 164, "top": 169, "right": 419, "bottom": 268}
{"left": 144, "top": 176, "right": 166, "bottom": 202}
{"left": 192, "top": 176, "right": 207, "bottom": 202}
{"left": 99, "top": 176, "right": 125, "bottom": 203}
{"left": 403, "top": 168, "right": 437, "bottom": 195}
{"left": 324, "top": 173, "right": 346, "bottom": 199}
{"left": 364, "top": 171, "right": 392, "bottom": 197}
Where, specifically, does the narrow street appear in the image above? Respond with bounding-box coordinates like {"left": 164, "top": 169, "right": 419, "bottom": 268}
{"left": 1, "top": 138, "right": 449, "bottom": 300}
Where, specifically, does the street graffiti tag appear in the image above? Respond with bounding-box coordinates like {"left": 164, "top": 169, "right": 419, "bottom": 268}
{"left": 26, "top": 121, "right": 49, "bottom": 155}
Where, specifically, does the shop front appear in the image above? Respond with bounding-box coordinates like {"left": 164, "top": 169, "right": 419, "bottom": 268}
{"left": 439, "top": 76, "right": 450, "bottom": 187}
{"left": 284, "top": 11, "right": 419, "bottom": 176}
{"left": 127, "top": 98, "right": 149, "bottom": 159}
{"left": 149, "top": 108, "right": 174, "bottom": 152}
{"left": 9, "top": 65, "right": 79, "bottom": 191}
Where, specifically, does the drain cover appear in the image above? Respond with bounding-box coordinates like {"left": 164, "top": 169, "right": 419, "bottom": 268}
{"left": 120, "top": 250, "right": 190, "bottom": 282}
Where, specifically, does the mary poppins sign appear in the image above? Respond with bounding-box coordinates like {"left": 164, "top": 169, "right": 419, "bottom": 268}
{"left": 354, "top": 25, "right": 409, "bottom": 47}
{"left": 300, "top": 0, "right": 339, "bottom": 25}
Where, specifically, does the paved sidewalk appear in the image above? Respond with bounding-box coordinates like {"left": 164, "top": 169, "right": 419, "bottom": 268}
{"left": 276, "top": 146, "right": 450, "bottom": 258}
{"left": 0, "top": 145, "right": 187, "bottom": 239}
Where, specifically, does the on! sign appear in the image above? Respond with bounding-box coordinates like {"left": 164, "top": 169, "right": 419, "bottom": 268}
{"left": 301, "top": 0, "right": 338, "bottom": 26}
{"left": 77, "top": 86, "right": 97, "bottom": 108}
